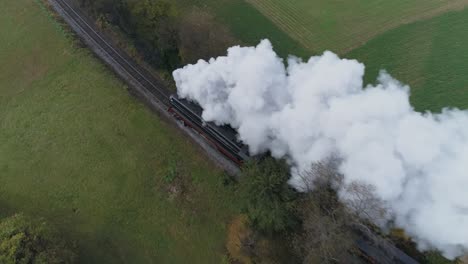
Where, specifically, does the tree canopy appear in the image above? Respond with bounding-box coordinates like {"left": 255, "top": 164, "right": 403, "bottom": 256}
{"left": 240, "top": 158, "right": 298, "bottom": 233}
{"left": 0, "top": 214, "right": 76, "bottom": 264}
{"left": 78, "top": 0, "right": 239, "bottom": 71}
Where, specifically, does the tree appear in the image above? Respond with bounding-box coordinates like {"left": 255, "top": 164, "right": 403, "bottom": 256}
{"left": 342, "top": 181, "right": 390, "bottom": 226}
{"left": 124, "top": 0, "right": 180, "bottom": 70}
{"left": 240, "top": 158, "right": 298, "bottom": 234}
{"left": 79, "top": 0, "right": 180, "bottom": 70}
{"left": 78, "top": 0, "right": 124, "bottom": 22}
{"left": 293, "top": 157, "right": 393, "bottom": 264}
{"left": 0, "top": 214, "right": 76, "bottom": 264}
{"left": 293, "top": 164, "right": 357, "bottom": 264}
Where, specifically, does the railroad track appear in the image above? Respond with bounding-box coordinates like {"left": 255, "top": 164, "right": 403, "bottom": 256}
{"left": 47, "top": 2, "right": 422, "bottom": 263}
{"left": 53, "top": 0, "right": 171, "bottom": 105}
{"left": 49, "top": 0, "right": 241, "bottom": 174}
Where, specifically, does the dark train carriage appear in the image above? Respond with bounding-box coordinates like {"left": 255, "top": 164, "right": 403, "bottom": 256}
{"left": 356, "top": 238, "right": 419, "bottom": 264}
{"left": 169, "top": 95, "right": 250, "bottom": 165}
{"left": 170, "top": 96, "right": 422, "bottom": 264}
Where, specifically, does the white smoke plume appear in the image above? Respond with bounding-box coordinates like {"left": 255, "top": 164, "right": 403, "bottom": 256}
{"left": 173, "top": 39, "right": 468, "bottom": 259}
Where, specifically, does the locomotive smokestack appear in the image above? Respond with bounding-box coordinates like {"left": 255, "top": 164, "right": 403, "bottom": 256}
{"left": 173, "top": 39, "right": 468, "bottom": 259}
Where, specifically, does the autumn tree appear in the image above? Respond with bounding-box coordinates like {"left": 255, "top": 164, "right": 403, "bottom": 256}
{"left": 293, "top": 159, "right": 357, "bottom": 263}
{"left": 293, "top": 157, "right": 391, "bottom": 263}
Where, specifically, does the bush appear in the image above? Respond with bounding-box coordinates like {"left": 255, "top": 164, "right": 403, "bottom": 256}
{"left": 425, "top": 252, "right": 458, "bottom": 264}
{"left": 0, "top": 214, "right": 76, "bottom": 264}
{"left": 240, "top": 158, "right": 298, "bottom": 234}
{"left": 78, "top": 0, "right": 238, "bottom": 71}
{"left": 79, "top": 0, "right": 180, "bottom": 70}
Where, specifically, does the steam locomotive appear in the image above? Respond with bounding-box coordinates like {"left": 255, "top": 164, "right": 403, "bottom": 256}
{"left": 168, "top": 95, "right": 250, "bottom": 165}
{"left": 169, "top": 96, "right": 421, "bottom": 264}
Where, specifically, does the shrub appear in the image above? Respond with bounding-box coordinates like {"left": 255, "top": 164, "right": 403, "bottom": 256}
{"left": 0, "top": 214, "right": 76, "bottom": 264}
{"left": 240, "top": 158, "right": 298, "bottom": 233}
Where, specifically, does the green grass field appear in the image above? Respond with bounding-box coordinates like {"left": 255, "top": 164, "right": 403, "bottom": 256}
{"left": 348, "top": 7, "right": 468, "bottom": 112}
{"left": 174, "top": 0, "right": 310, "bottom": 58}
{"left": 0, "top": 1, "right": 241, "bottom": 263}
{"left": 245, "top": 0, "right": 468, "bottom": 54}
{"left": 188, "top": 0, "right": 468, "bottom": 113}
{"left": 2, "top": 0, "right": 468, "bottom": 262}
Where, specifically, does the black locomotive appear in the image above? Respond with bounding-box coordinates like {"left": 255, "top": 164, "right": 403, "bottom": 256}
{"left": 169, "top": 95, "right": 250, "bottom": 165}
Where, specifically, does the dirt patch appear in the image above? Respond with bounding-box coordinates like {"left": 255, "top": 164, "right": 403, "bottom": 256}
{"left": 225, "top": 215, "right": 293, "bottom": 264}
{"left": 21, "top": 48, "right": 50, "bottom": 86}
{"left": 1, "top": 47, "right": 51, "bottom": 97}
{"left": 226, "top": 215, "right": 255, "bottom": 264}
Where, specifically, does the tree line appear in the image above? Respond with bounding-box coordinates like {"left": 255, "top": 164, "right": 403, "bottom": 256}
{"left": 78, "top": 0, "right": 237, "bottom": 72}
{"left": 67, "top": 1, "right": 457, "bottom": 263}
{"left": 236, "top": 157, "right": 454, "bottom": 264}
{"left": 237, "top": 157, "right": 382, "bottom": 263}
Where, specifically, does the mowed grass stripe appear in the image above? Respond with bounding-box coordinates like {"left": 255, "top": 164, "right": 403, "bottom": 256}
{"left": 338, "top": 1, "right": 465, "bottom": 51}
{"left": 272, "top": 0, "right": 339, "bottom": 50}
{"left": 336, "top": 1, "right": 467, "bottom": 51}
{"left": 348, "top": 7, "right": 468, "bottom": 112}
{"left": 245, "top": 0, "right": 468, "bottom": 54}
{"left": 267, "top": 0, "right": 330, "bottom": 46}
{"left": 335, "top": 1, "right": 460, "bottom": 48}
{"left": 246, "top": 0, "right": 316, "bottom": 51}
{"left": 245, "top": 0, "right": 306, "bottom": 43}
{"left": 291, "top": 0, "right": 458, "bottom": 51}
{"left": 174, "top": 0, "right": 309, "bottom": 58}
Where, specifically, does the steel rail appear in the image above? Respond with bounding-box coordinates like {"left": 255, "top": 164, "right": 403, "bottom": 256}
{"left": 55, "top": 0, "right": 170, "bottom": 103}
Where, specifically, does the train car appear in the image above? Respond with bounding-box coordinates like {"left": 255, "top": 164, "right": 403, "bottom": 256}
{"left": 168, "top": 95, "right": 250, "bottom": 165}
{"left": 356, "top": 238, "right": 419, "bottom": 264}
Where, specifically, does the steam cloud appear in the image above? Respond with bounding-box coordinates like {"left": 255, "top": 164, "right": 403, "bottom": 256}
{"left": 173, "top": 40, "right": 468, "bottom": 258}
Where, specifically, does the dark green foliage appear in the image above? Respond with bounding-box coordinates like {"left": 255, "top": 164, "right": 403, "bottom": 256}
{"left": 240, "top": 158, "right": 298, "bottom": 233}
{"left": 79, "top": 0, "right": 180, "bottom": 70}
{"left": 0, "top": 214, "right": 76, "bottom": 264}
{"left": 425, "top": 252, "right": 458, "bottom": 264}
{"left": 123, "top": 0, "right": 180, "bottom": 70}
{"left": 79, "top": 0, "right": 125, "bottom": 25}
{"left": 78, "top": 0, "right": 246, "bottom": 72}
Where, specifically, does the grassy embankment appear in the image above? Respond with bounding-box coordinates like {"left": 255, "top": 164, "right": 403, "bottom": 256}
{"left": 0, "top": 1, "right": 241, "bottom": 263}
{"left": 186, "top": 0, "right": 468, "bottom": 112}
{"left": 174, "top": 0, "right": 310, "bottom": 58}
{"left": 3, "top": 0, "right": 466, "bottom": 262}
{"left": 244, "top": 0, "right": 468, "bottom": 54}
{"left": 172, "top": 1, "right": 468, "bottom": 262}
{"left": 348, "top": 7, "right": 468, "bottom": 112}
